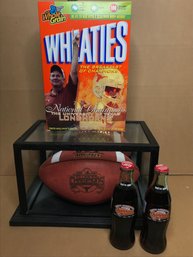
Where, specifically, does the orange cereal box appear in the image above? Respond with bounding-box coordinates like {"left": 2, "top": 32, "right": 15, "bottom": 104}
{"left": 38, "top": 1, "right": 132, "bottom": 131}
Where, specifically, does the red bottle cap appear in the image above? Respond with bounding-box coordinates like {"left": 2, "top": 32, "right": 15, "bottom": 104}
{"left": 121, "top": 161, "right": 135, "bottom": 170}
{"left": 154, "top": 164, "right": 169, "bottom": 173}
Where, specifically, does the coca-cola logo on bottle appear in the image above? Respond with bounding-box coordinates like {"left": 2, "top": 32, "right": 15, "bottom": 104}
{"left": 149, "top": 209, "right": 170, "bottom": 221}
{"left": 115, "top": 205, "right": 135, "bottom": 217}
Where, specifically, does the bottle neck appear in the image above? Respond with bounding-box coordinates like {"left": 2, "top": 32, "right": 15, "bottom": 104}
{"left": 119, "top": 169, "right": 134, "bottom": 186}
{"left": 153, "top": 171, "right": 168, "bottom": 190}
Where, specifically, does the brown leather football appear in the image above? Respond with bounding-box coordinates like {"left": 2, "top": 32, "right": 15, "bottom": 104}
{"left": 39, "top": 151, "right": 140, "bottom": 205}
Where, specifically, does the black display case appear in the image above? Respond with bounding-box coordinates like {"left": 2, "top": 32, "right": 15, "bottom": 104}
{"left": 10, "top": 120, "right": 159, "bottom": 229}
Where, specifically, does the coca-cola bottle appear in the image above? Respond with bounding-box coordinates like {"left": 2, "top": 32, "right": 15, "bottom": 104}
{"left": 140, "top": 164, "right": 171, "bottom": 254}
{"left": 110, "top": 161, "right": 138, "bottom": 250}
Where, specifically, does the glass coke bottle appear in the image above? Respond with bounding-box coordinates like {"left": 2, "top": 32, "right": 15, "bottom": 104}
{"left": 110, "top": 161, "right": 138, "bottom": 250}
{"left": 140, "top": 164, "right": 171, "bottom": 254}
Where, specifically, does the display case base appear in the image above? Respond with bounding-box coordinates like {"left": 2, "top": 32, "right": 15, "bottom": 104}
{"left": 10, "top": 178, "right": 143, "bottom": 229}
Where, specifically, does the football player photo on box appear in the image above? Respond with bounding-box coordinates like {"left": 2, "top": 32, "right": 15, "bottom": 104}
{"left": 38, "top": 1, "right": 132, "bottom": 131}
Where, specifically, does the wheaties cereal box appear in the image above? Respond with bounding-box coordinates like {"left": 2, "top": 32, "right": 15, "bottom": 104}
{"left": 38, "top": 1, "right": 132, "bottom": 131}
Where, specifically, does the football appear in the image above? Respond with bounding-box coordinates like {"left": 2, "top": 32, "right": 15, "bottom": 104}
{"left": 39, "top": 151, "right": 140, "bottom": 205}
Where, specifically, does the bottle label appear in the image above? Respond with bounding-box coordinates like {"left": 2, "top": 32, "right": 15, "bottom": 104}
{"left": 149, "top": 208, "right": 170, "bottom": 222}
{"left": 114, "top": 204, "right": 135, "bottom": 218}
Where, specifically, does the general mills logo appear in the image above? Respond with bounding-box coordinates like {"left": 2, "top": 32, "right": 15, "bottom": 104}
{"left": 70, "top": 168, "right": 105, "bottom": 193}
